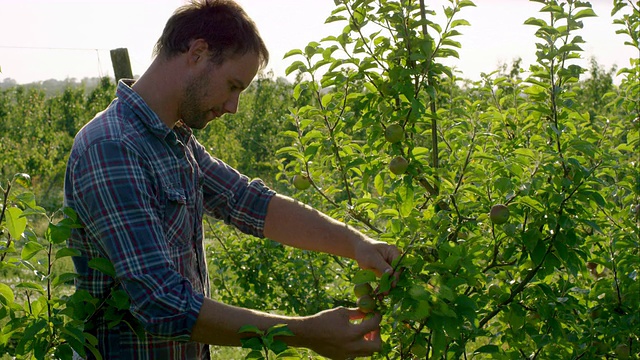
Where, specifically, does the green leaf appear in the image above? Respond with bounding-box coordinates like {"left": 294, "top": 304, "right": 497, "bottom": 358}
{"left": 458, "top": 0, "right": 476, "bottom": 7}
{"left": 21, "top": 241, "right": 44, "bottom": 260}
{"left": 239, "top": 325, "right": 263, "bottom": 335}
{"left": 16, "top": 192, "right": 37, "bottom": 208}
{"left": 321, "top": 93, "right": 333, "bottom": 108}
{"left": 88, "top": 257, "right": 116, "bottom": 278}
{"left": 54, "top": 343, "right": 75, "bottom": 360}
{"left": 276, "top": 349, "right": 301, "bottom": 359}
{"left": 46, "top": 221, "right": 72, "bottom": 244}
{"left": 580, "top": 190, "right": 606, "bottom": 207}
{"left": 304, "top": 42, "right": 320, "bottom": 57}
{"left": 474, "top": 344, "right": 500, "bottom": 354}
{"left": 431, "top": 329, "right": 446, "bottom": 358}
{"left": 15, "top": 281, "right": 45, "bottom": 294}
{"left": 524, "top": 17, "right": 547, "bottom": 27}
{"left": 53, "top": 272, "right": 80, "bottom": 288}
{"left": 241, "top": 337, "right": 264, "bottom": 352}
{"left": 282, "top": 49, "right": 303, "bottom": 59}
{"left": 108, "top": 289, "right": 130, "bottom": 310}
{"left": 244, "top": 349, "right": 264, "bottom": 359}
{"left": 573, "top": 8, "right": 596, "bottom": 20}
{"left": 558, "top": 43, "right": 583, "bottom": 53}
{"left": 16, "top": 319, "right": 47, "bottom": 354}
{"left": 270, "top": 339, "right": 289, "bottom": 354}
{"left": 63, "top": 206, "right": 79, "bottom": 222}
{"left": 374, "top": 173, "right": 385, "bottom": 196}
{"left": 56, "top": 247, "right": 82, "bottom": 260}
{"left": 266, "top": 324, "right": 294, "bottom": 338}
{"left": 378, "top": 271, "right": 393, "bottom": 294}
{"left": 399, "top": 185, "right": 414, "bottom": 217}
{"left": 6, "top": 207, "right": 27, "bottom": 240}
{"left": 451, "top": 19, "right": 471, "bottom": 27}
{"left": 325, "top": 15, "right": 347, "bottom": 24}
{"left": 285, "top": 61, "right": 307, "bottom": 76}
{"left": 517, "top": 196, "right": 545, "bottom": 212}
{"left": 531, "top": 240, "right": 547, "bottom": 266}
{"left": 0, "top": 283, "right": 15, "bottom": 305}
{"left": 12, "top": 173, "right": 31, "bottom": 188}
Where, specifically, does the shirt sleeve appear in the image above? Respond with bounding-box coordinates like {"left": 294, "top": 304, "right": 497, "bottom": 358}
{"left": 192, "top": 139, "right": 276, "bottom": 237}
{"left": 68, "top": 140, "right": 204, "bottom": 341}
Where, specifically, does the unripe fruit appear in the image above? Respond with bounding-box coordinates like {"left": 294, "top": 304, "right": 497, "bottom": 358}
{"left": 384, "top": 124, "right": 405, "bottom": 143}
{"left": 357, "top": 294, "right": 376, "bottom": 313}
{"left": 490, "top": 204, "right": 510, "bottom": 224}
{"left": 292, "top": 174, "right": 311, "bottom": 190}
{"left": 410, "top": 344, "right": 427, "bottom": 358}
{"left": 614, "top": 344, "right": 630, "bottom": 359}
{"left": 389, "top": 156, "right": 409, "bottom": 175}
{"left": 589, "top": 307, "right": 602, "bottom": 320}
{"left": 353, "top": 283, "right": 373, "bottom": 298}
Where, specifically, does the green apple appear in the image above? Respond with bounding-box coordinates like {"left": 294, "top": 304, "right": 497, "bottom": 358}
{"left": 410, "top": 344, "right": 427, "bottom": 358}
{"left": 357, "top": 294, "right": 376, "bottom": 313}
{"left": 292, "top": 174, "right": 311, "bottom": 190}
{"left": 614, "top": 344, "right": 630, "bottom": 359}
{"left": 353, "top": 283, "right": 373, "bottom": 298}
{"left": 490, "top": 204, "right": 510, "bottom": 224}
{"left": 389, "top": 156, "right": 409, "bottom": 175}
{"left": 384, "top": 124, "right": 405, "bottom": 143}
{"left": 592, "top": 340, "right": 609, "bottom": 355}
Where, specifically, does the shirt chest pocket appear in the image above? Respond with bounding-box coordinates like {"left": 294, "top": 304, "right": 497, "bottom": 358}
{"left": 163, "top": 187, "right": 194, "bottom": 249}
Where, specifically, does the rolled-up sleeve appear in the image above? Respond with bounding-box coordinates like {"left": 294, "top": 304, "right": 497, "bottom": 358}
{"left": 68, "top": 140, "right": 203, "bottom": 340}
{"left": 194, "top": 140, "right": 276, "bottom": 237}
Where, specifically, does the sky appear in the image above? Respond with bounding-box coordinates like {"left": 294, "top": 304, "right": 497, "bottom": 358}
{"left": 0, "top": 0, "right": 636, "bottom": 85}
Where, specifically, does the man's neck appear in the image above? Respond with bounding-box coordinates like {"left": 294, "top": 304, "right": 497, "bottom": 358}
{"left": 132, "top": 58, "right": 183, "bottom": 129}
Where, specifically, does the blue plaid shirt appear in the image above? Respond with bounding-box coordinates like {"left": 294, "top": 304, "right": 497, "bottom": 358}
{"left": 64, "top": 80, "right": 275, "bottom": 359}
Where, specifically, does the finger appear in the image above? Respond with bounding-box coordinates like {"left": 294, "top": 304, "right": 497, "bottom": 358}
{"left": 391, "top": 266, "right": 404, "bottom": 288}
{"left": 348, "top": 310, "right": 367, "bottom": 321}
{"left": 355, "top": 311, "right": 382, "bottom": 336}
{"left": 353, "top": 329, "right": 382, "bottom": 356}
{"left": 372, "top": 251, "right": 396, "bottom": 277}
{"left": 363, "top": 329, "right": 380, "bottom": 342}
{"left": 386, "top": 244, "right": 402, "bottom": 264}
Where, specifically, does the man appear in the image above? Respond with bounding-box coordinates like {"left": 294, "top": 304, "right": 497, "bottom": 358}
{"left": 64, "top": 1, "right": 400, "bottom": 359}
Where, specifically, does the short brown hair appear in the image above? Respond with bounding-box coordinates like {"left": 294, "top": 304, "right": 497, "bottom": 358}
{"left": 153, "top": 0, "right": 269, "bottom": 69}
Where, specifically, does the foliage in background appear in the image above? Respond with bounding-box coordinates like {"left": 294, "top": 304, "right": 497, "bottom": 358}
{"left": 197, "top": 72, "right": 297, "bottom": 191}
{"left": 0, "top": 174, "right": 100, "bottom": 359}
{"left": 0, "top": 78, "right": 115, "bottom": 210}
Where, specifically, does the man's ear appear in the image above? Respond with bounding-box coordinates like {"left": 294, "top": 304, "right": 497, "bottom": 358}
{"left": 186, "top": 39, "right": 209, "bottom": 65}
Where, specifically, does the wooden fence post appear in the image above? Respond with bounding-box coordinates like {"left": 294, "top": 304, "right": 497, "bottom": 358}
{"left": 110, "top": 48, "right": 133, "bottom": 83}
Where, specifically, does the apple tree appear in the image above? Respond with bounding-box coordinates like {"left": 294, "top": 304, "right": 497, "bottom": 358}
{"left": 279, "top": 0, "right": 639, "bottom": 358}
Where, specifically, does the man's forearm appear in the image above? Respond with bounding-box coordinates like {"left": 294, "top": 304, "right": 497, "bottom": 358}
{"left": 263, "top": 194, "right": 365, "bottom": 259}
{"left": 190, "top": 297, "right": 308, "bottom": 346}
{"left": 191, "top": 297, "right": 383, "bottom": 359}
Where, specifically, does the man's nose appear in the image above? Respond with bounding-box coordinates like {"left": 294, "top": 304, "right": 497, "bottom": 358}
{"left": 223, "top": 95, "right": 239, "bottom": 114}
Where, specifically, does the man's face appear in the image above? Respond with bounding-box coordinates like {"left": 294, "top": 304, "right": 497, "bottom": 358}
{"left": 179, "top": 51, "right": 259, "bottom": 129}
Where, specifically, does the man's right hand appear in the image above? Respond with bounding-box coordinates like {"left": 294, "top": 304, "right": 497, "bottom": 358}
{"left": 293, "top": 307, "right": 383, "bottom": 360}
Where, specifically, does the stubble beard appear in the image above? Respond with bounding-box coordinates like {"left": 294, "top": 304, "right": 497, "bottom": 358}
{"left": 179, "top": 73, "right": 215, "bottom": 130}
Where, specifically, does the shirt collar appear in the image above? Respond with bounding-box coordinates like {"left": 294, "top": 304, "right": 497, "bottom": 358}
{"left": 116, "top": 80, "right": 193, "bottom": 143}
